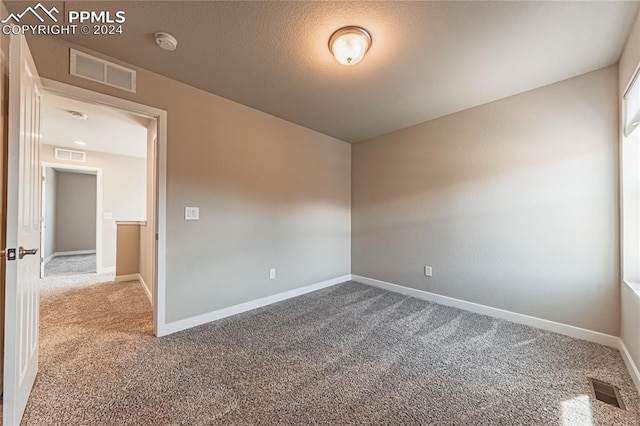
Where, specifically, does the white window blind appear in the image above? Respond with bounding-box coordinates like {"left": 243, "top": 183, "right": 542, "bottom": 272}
{"left": 625, "top": 69, "right": 640, "bottom": 137}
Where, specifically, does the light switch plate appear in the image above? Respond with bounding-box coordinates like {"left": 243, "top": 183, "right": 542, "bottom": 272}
{"left": 103, "top": 212, "right": 113, "bottom": 220}
{"left": 185, "top": 207, "right": 199, "bottom": 220}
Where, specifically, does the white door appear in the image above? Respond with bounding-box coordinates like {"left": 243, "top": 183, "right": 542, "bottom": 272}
{"left": 3, "top": 33, "right": 43, "bottom": 426}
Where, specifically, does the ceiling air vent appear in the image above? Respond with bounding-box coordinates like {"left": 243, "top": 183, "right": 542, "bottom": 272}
{"left": 70, "top": 49, "right": 136, "bottom": 93}
{"left": 55, "top": 148, "right": 86, "bottom": 163}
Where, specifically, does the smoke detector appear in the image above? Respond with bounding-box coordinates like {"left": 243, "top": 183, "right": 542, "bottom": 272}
{"left": 155, "top": 32, "right": 177, "bottom": 51}
{"left": 67, "top": 110, "right": 88, "bottom": 120}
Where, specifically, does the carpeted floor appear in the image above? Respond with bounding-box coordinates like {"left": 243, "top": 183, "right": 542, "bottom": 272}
{"left": 21, "top": 280, "right": 640, "bottom": 425}
{"left": 44, "top": 254, "right": 96, "bottom": 276}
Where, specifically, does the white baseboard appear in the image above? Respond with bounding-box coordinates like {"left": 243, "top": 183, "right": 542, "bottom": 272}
{"left": 619, "top": 339, "right": 640, "bottom": 394}
{"left": 114, "top": 274, "right": 139, "bottom": 283}
{"left": 98, "top": 266, "right": 115, "bottom": 274}
{"left": 352, "top": 275, "right": 619, "bottom": 348}
{"left": 159, "top": 274, "right": 351, "bottom": 336}
{"left": 43, "top": 254, "right": 55, "bottom": 265}
{"left": 137, "top": 274, "right": 153, "bottom": 305}
{"left": 53, "top": 250, "right": 96, "bottom": 257}
{"left": 152, "top": 272, "right": 640, "bottom": 393}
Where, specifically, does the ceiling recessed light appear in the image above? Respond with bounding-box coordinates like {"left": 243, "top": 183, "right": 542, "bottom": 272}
{"left": 329, "top": 26, "right": 372, "bottom": 66}
{"left": 73, "top": 141, "right": 87, "bottom": 146}
{"left": 68, "top": 110, "right": 88, "bottom": 120}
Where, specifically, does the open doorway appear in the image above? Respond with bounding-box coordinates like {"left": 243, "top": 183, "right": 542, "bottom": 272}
{"left": 41, "top": 165, "right": 99, "bottom": 278}
{"left": 39, "top": 92, "right": 156, "bottom": 300}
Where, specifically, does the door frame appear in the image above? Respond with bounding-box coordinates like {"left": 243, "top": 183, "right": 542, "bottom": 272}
{"left": 40, "top": 78, "right": 167, "bottom": 337}
{"left": 40, "top": 163, "right": 102, "bottom": 276}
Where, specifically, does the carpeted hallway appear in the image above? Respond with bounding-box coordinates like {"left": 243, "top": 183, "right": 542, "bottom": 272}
{"left": 22, "top": 280, "right": 640, "bottom": 425}
{"left": 44, "top": 254, "right": 97, "bottom": 277}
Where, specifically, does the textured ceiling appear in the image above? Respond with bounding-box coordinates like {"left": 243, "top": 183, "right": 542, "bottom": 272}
{"left": 9, "top": 1, "right": 639, "bottom": 142}
{"left": 42, "top": 93, "right": 149, "bottom": 158}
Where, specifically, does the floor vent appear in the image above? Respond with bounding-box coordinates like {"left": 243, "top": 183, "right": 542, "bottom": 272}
{"left": 70, "top": 49, "right": 136, "bottom": 93}
{"left": 589, "top": 378, "right": 625, "bottom": 409}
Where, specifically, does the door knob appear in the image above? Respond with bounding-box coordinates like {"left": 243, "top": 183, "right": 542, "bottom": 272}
{"left": 18, "top": 247, "right": 38, "bottom": 259}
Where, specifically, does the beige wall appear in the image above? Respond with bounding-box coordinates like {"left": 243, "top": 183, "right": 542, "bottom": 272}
{"left": 620, "top": 9, "right": 640, "bottom": 375}
{"left": 41, "top": 145, "right": 146, "bottom": 271}
{"left": 54, "top": 171, "right": 96, "bottom": 253}
{"left": 43, "top": 167, "right": 56, "bottom": 259}
{"left": 352, "top": 66, "right": 619, "bottom": 335}
{"left": 116, "top": 224, "right": 140, "bottom": 277}
{"left": 28, "top": 36, "right": 351, "bottom": 324}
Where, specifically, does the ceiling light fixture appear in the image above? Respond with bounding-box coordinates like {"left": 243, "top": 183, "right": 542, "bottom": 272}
{"left": 73, "top": 141, "right": 87, "bottom": 146}
{"left": 68, "top": 110, "right": 88, "bottom": 120}
{"left": 329, "top": 26, "right": 372, "bottom": 66}
{"left": 155, "top": 32, "right": 178, "bottom": 51}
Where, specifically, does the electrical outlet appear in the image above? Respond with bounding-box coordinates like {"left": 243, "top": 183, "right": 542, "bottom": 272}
{"left": 424, "top": 266, "right": 432, "bottom": 277}
{"left": 269, "top": 268, "right": 276, "bottom": 280}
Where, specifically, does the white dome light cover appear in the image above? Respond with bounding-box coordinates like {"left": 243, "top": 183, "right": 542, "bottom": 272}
{"left": 329, "top": 26, "right": 372, "bottom": 66}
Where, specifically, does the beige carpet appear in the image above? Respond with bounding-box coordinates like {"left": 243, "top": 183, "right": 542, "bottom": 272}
{"left": 20, "top": 280, "right": 640, "bottom": 425}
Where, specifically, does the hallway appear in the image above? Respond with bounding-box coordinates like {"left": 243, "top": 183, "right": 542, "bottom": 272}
{"left": 23, "top": 277, "right": 153, "bottom": 424}
{"left": 44, "top": 254, "right": 96, "bottom": 277}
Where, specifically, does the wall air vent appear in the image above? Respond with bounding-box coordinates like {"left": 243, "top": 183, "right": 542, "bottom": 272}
{"left": 54, "top": 148, "right": 86, "bottom": 163}
{"left": 70, "top": 49, "right": 136, "bottom": 93}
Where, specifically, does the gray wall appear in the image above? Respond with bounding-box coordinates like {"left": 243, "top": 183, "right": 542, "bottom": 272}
{"left": 620, "top": 9, "right": 640, "bottom": 373}
{"left": 352, "top": 66, "right": 620, "bottom": 336}
{"left": 41, "top": 145, "right": 147, "bottom": 270}
{"left": 29, "top": 36, "right": 352, "bottom": 324}
{"left": 55, "top": 171, "right": 97, "bottom": 252}
{"left": 43, "top": 167, "right": 57, "bottom": 260}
